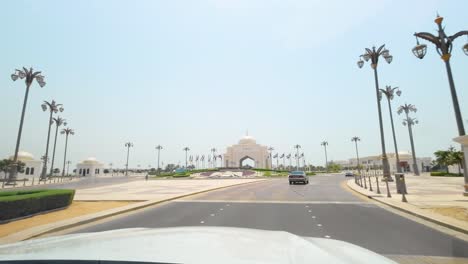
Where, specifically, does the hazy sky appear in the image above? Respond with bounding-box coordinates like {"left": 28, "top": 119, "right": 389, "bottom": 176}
{"left": 1, "top": 0, "right": 468, "bottom": 169}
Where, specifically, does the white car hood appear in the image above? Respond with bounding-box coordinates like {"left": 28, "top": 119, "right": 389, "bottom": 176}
{"left": 0, "top": 227, "right": 397, "bottom": 264}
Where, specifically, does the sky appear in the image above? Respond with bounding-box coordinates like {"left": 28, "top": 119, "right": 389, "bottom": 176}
{"left": 1, "top": 0, "right": 468, "bottom": 169}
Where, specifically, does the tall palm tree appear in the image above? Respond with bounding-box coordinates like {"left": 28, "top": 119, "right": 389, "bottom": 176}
{"left": 286, "top": 154, "right": 292, "bottom": 170}
{"left": 351, "top": 137, "right": 361, "bottom": 172}
{"left": 124, "top": 142, "right": 133, "bottom": 176}
{"left": 210, "top": 148, "right": 216, "bottom": 168}
{"left": 320, "top": 141, "right": 329, "bottom": 172}
{"left": 380, "top": 86, "right": 402, "bottom": 173}
{"left": 50, "top": 117, "right": 67, "bottom": 176}
{"left": 280, "top": 153, "right": 285, "bottom": 169}
{"left": 155, "top": 145, "right": 163, "bottom": 175}
{"left": 183, "top": 147, "right": 190, "bottom": 168}
{"left": 60, "top": 128, "right": 74, "bottom": 178}
{"left": 293, "top": 145, "right": 301, "bottom": 170}
{"left": 10, "top": 67, "right": 46, "bottom": 182}
{"left": 398, "top": 103, "right": 419, "bottom": 175}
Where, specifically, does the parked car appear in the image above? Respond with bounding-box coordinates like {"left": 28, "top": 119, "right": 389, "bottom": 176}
{"left": 288, "top": 171, "right": 309, "bottom": 184}
{"left": 345, "top": 171, "right": 354, "bottom": 177}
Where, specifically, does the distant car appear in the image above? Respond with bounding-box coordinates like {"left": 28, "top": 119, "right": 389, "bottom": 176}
{"left": 289, "top": 171, "right": 309, "bottom": 184}
{"left": 345, "top": 171, "right": 354, "bottom": 177}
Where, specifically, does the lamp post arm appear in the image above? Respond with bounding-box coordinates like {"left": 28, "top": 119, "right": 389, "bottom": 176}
{"left": 449, "top": 31, "right": 468, "bottom": 42}
{"left": 415, "top": 32, "right": 440, "bottom": 46}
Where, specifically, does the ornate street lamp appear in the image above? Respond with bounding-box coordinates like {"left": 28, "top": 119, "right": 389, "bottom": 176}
{"left": 124, "top": 142, "right": 133, "bottom": 176}
{"left": 413, "top": 15, "right": 467, "bottom": 136}
{"left": 413, "top": 15, "right": 468, "bottom": 193}
{"left": 50, "top": 117, "right": 67, "bottom": 176}
{"left": 41, "top": 100, "right": 64, "bottom": 180}
{"left": 156, "top": 145, "right": 163, "bottom": 175}
{"left": 397, "top": 103, "right": 420, "bottom": 176}
{"left": 9, "top": 67, "right": 46, "bottom": 183}
{"left": 357, "top": 44, "right": 393, "bottom": 197}
{"left": 60, "top": 128, "right": 74, "bottom": 178}
{"left": 380, "top": 86, "right": 403, "bottom": 173}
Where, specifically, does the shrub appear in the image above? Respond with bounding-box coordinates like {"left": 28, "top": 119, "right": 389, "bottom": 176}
{"left": 430, "top": 171, "right": 463, "bottom": 177}
{"left": 0, "top": 189, "right": 75, "bottom": 222}
{"left": 264, "top": 171, "right": 272, "bottom": 176}
{"left": 306, "top": 172, "right": 316, "bottom": 176}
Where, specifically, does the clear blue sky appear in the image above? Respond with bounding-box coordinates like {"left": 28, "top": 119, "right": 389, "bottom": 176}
{"left": 1, "top": 0, "right": 467, "bottom": 168}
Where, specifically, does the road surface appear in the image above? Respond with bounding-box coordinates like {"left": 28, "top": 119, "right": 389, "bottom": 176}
{"left": 70, "top": 174, "right": 468, "bottom": 258}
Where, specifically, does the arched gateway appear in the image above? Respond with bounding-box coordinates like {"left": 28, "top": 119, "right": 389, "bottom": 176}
{"left": 224, "top": 135, "right": 270, "bottom": 168}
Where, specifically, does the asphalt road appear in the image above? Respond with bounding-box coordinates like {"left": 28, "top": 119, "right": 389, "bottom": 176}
{"left": 71, "top": 174, "right": 468, "bottom": 258}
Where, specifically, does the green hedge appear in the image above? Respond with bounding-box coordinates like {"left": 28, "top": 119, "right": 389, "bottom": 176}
{"left": 0, "top": 189, "right": 75, "bottom": 222}
{"left": 430, "top": 172, "right": 463, "bottom": 177}
{"left": 306, "top": 172, "right": 316, "bottom": 176}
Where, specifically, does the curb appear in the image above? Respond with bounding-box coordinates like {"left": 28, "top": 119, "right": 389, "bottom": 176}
{"left": 0, "top": 179, "right": 266, "bottom": 244}
{"left": 345, "top": 179, "right": 468, "bottom": 235}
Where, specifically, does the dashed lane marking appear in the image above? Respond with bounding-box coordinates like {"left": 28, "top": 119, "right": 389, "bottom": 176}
{"left": 175, "top": 200, "right": 370, "bottom": 204}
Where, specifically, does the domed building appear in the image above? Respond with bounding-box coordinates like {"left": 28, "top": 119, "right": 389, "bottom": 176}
{"left": 4, "top": 151, "right": 42, "bottom": 180}
{"left": 76, "top": 157, "right": 104, "bottom": 177}
{"left": 223, "top": 134, "right": 270, "bottom": 168}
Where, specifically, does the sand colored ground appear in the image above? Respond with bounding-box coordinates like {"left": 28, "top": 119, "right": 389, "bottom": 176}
{"left": 428, "top": 207, "right": 468, "bottom": 222}
{"left": 0, "top": 201, "right": 132, "bottom": 237}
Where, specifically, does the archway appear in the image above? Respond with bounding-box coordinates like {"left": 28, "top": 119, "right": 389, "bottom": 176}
{"left": 240, "top": 156, "right": 255, "bottom": 168}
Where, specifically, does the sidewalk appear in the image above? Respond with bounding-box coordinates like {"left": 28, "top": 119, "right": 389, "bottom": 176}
{"left": 347, "top": 174, "right": 468, "bottom": 234}
{"left": 0, "top": 178, "right": 264, "bottom": 244}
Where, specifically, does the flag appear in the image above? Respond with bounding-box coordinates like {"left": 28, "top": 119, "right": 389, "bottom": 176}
{"left": 273, "top": 153, "right": 278, "bottom": 158}
{"left": 286, "top": 154, "right": 291, "bottom": 158}
{"left": 196, "top": 155, "right": 199, "bottom": 161}
{"left": 280, "top": 153, "right": 285, "bottom": 158}
{"left": 201, "top": 155, "right": 205, "bottom": 161}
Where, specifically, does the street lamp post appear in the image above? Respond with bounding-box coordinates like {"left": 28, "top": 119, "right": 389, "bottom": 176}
{"left": 268, "top": 147, "right": 274, "bottom": 169}
{"left": 156, "top": 145, "right": 163, "bottom": 175}
{"left": 413, "top": 15, "right": 468, "bottom": 192}
{"left": 357, "top": 44, "right": 394, "bottom": 197}
{"left": 293, "top": 145, "right": 301, "bottom": 170}
{"left": 380, "top": 86, "right": 403, "bottom": 173}
{"left": 286, "top": 154, "right": 292, "bottom": 170}
{"left": 184, "top": 147, "right": 191, "bottom": 168}
{"left": 60, "top": 128, "right": 74, "bottom": 178}
{"left": 41, "top": 100, "right": 64, "bottom": 180}
{"left": 124, "top": 142, "right": 133, "bottom": 176}
{"left": 50, "top": 117, "right": 67, "bottom": 176}
{"left": 9, "top": 67, "right": 46, "bottom": 183}
{"left": 398, "top": 103, "right": 420, "bottom": 175}
{"left": 320, "top": 141, "right": 329, "bottom": 172}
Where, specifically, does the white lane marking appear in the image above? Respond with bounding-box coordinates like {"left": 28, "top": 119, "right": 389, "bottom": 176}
{"left": 219, "top": 208, "right": 224, "bottom": 211}
{"left": 200, "top": 221, "right": 205, "bottom": 224}
{"left": 305, "top": 205, "right": 309, "bottom": 208}
{"left": 312, "top": 216, "right": 316, "bottom": 219}
{"left": 226, "top": 204, "right": 230, "bottom": 206}
{"left": 210, "top": 214, "right": 215, "bottom": 216}
{"left": 308, "top": 210, "right": 312, "bottom": 212}
{"left": 317, "top": 224, "right": 322, "bottom": 227}
{"left": 324, "top": 235, "right": 330, "bottom": 238}
{"left": 175, "top": 200, "right": 370, "bottom": 204}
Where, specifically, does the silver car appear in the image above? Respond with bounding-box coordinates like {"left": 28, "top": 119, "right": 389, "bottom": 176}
{"left": 289, "top": 171, "right": 309, "bottom": 184}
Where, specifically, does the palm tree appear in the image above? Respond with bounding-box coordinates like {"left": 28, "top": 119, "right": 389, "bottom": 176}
{"left": 156, "top": 145, "right": 163, "bottom": 175}
{"left": 321, "top": 141, "right": 329, "bottom": 172}
{"left": 50, "top": 117, "right": 67, "bottom": 176}
{"left": 286, "top": 154, "right": 292, "bottom": 170}
{"left": 398, "top": 103, "right": 419, "bottom": 175}
{"left": 60, "top": 128, "right": 74, "bottom": 178}
{"left": 210, "top": 148, "right": 216, "bottom": 168}
{"left": 268, "top": 147, "right": 274, "bottom": 169}
{"left": 10, "top": 68, "right": 46, "bottom": 183}
{"left": 380, "top": 86, "right": 402, "bottom": 173}
{"left": 293, "top": 145, "right": 301, "bottom": 170}
{"left": 434, "top": 150, "right": 451, "bottom": 173}
{"left": 183, "top": 147, "right": 190, "bottom": 168}
{"left": 351, "top": 137, "right": 361, "bottom": 172}
{"left": 124, "top": 142, "right": 133, "bottom": 176}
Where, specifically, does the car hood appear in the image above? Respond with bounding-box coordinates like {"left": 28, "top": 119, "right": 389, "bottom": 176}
{"left": 0, "top": 227, "right": 397, "bottom": 264}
